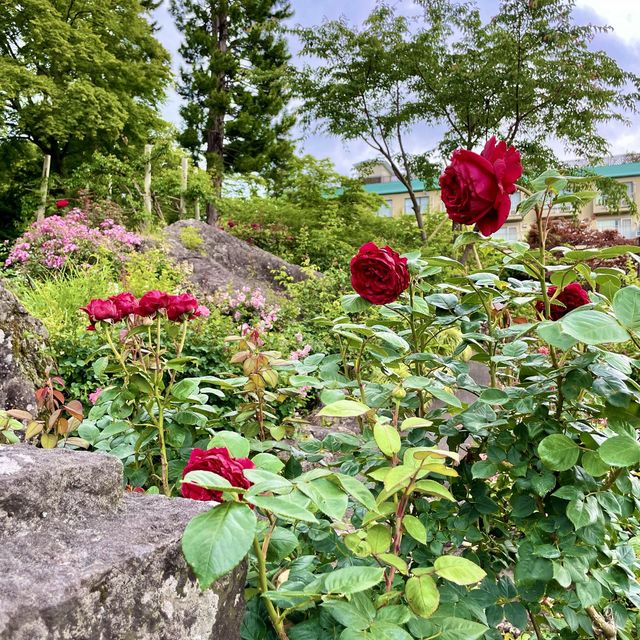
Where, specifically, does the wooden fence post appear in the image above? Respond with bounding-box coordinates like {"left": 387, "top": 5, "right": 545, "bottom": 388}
{"left": 144, "top": 144, "right": 153, "bottom": 216}
{"left": 179, "top": 157, "right": 188, "bottom": 219}
{"left": 35, "top": 154, "right": 51, "bottom": 221}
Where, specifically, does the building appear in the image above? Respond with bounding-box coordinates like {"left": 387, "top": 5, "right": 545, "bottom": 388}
{"left": 358, "top": 160, "right": 640, "bottom": 241}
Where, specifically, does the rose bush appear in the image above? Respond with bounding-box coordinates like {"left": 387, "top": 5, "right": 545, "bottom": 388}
{"left": 440, "top": 136, "right": 522, "bottom": 235}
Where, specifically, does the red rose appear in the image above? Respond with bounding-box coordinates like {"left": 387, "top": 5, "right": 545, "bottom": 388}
{"left": 535, "top": 282, "right": 590, "bottom": 321}
{"left": 81, "top": 298, "right": 119, "bottom": 330}
{"left": 439, "top": 136, "right": 523, "bottom": 236}
{"left": 136, "top": 290, "right": 169, "bottom": 317}
{"left": 166, "top": 293, "right": 199, "bottom": 321}
{"left": 109, "top": 292, "right": 138, "bottom": 320}
{"left": 55, "top": 199, "right": 69, "bottom": 208}
{"left": 181, "top": 447, "right": 255, "bottom": 502}
{"left": 350, "top": 242, "right": 410, "bottom": 305}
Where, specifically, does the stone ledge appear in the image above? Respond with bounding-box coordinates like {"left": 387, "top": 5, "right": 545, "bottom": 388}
{"left": 0, "top": 446, "right": 246, "bottom": 640}
{"left": 0, "top": 445, "right": 122, "bottom": 532}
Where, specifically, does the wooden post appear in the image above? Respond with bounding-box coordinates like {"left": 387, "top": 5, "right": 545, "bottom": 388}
{"left": 35, "top": 155, "right": 51, "bottom": 221}
{"left": 179, "top": 157, "right": 188, "bottom": 219}
{"left": 144, "top": 144, "right": 152, "bottom": 216}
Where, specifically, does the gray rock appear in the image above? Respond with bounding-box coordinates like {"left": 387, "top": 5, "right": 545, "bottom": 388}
{"left": 0, "top": 282, "right": 51, "bottom": 412}
{"left": 0, "top": 445, "right": 246, "bottom": 640}
{"left": 165, "top": 220, "right": 308, "bottom": 295}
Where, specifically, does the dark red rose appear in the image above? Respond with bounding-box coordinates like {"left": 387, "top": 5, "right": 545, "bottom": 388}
{"left": 439, "top": 136, "right": 523, "bottom": 236}
{"left": 109, "top": 292, "right": 138, "bottom": 320}
{"left": 136, "top": 290, "right": 169, "bottom": 317}
{"left": 55, "top": 199, "right": 69, "bottom": 208}
{"left": 181, "top": 447, "right": 255, "bottom": 502}
{"left": 166, "top": 293, "right": 199, "bottom": 321}
{"left": 350, "top": 242, "right": 410, "bottom": 305}
{"left": 535, "top": 282, "right": 590, "bottom": 321}
{"left": 81, "top": 298, "right": 118, "bottom": 330}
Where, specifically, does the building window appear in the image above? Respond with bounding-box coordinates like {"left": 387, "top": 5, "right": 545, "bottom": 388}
{"left": 510, "top": 191, "right": 521, "bottom": 213}
{"left": 377, "top": 199, "right": 393, "bottom": 217}
{"left": 404, "top": 196, "right": 429, "bottom": 214}
{"left": 597, "top": 181, "right": 635, "bottom": 208}
{"left": 492, "top": 225, "right": 519, "bottom": 241}
{"left": 596, "top": 217, "right": 635, "bottom": 238}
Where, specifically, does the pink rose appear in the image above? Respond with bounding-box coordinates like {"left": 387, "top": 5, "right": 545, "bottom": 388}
{"left": 440, "top": 137, "right": 523, "bottom": 236}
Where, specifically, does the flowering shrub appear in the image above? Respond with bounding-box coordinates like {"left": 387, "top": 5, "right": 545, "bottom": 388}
{"left": 175, "top": 143, "right": 640, "bottom": 640}
{"left": 5, "top": 209, "right": 141, "bottom": 276}
{"left": 77, "top": 289, "right": 210, "bottom": 495}
{"left": 215, "top": 285, "right": 281, "bottom": 336}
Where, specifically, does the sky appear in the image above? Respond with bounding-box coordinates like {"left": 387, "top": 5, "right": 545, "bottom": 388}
{"left": 154, "top": 0, "right": 640, "bottom": 175}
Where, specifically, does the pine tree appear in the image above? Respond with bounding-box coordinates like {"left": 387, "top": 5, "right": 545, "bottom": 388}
{"left": 171, "top": 0, "right": 295, "bottom": 223}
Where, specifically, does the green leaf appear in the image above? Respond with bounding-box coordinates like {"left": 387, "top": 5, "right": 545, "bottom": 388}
{"left": 378, "top": 553, "right": 408, "bottom": 574}
{"left": 538, "top": 434, "right": 580, "bottom": 471}
{"left": 374, "top": 422, "right": 401, "bottom": 457}
{"left": 400, "top": 417, "right": 433, "bottom": 431}
{"left": 246, "top": 494, "right": 318, "bottom": 522}
{"left": 183, "top": 470, "right": 240, "bottom": 492}
{"left": 334, "top": 473, "right": 377, "bottom": 511}
{"left": 171, "top": 377, "right": 200, "bottom": 400}
{"left": 321, "top": 566, "right": 385, "bottom": 595}
{"left": 560, "top": 310, "right": 629, "bottom": 345}
{"left": 413, "top": 479, "right": 455, "bottom": 501}
{"left": 576, "top": 579, "right": 603, "bottom": 607}
{"left": 182, "top": 502, "right": 256, "bottom": 589}
{"left": 582, "top": 450, "right": 610, "bottom": 477}
{"left": 613, "top": 286, "right": 640, "bottom": 331}
{"left": 536, "top": 321, "right": 578, "bottom": 350}
{"left": 367, "top": 524, "right": 392, "bottom": 553}
{"left": 434, "top": 556, "right": 486, "bottom": 585}
{"left": 405, "top": 574, "right": 439, "bottom": 618}
{"left": 341, "top": 294, "right": 372, "bottom": 314}
{"left": 297, "top": 477, "right": 348, "bottom": 520}
{"left": 567, "top": 496, "right": 600, "bottom": 530}
{"left": 318, "top": 400, "right": 370, "bottom": 417}
{"left": 208, "top": 430, "right": 251, "bottom": 458}
{"left": 599, "top": 435, "right": 640, "bottom": 467}
{"left": 251, "top": 452, "right": 285, "bottom": 474}
{"left": 403, "top": 515, "right": 427, "bottom": 544}
{"left": 322, "top": 600, "right": 372, "bottom": 631}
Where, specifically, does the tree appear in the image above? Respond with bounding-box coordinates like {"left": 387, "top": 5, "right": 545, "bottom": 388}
{"left": 296, "top": 7, "right": 439, "bottom": 241}
{"left": 170, "top": 0, "right": 296, "bottom": 224}
{"left": 296, "top": 0, "right": 640, "bottom": 238}
{"left": 412, "top": 0, "right": 640, "bottom": 167}
{"left": 0, "top": 0, "right": 171, "bottom": 176}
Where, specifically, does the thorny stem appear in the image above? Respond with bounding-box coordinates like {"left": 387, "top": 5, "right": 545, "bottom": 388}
{"left": 408, "top": 281, "right": 426, "bottom": 415}
{"left": 586, "top": 606, "right": 617, "bottom": 639}
{"left": 526, "top": 606, "right": 544, "bottom": 640}
{"left": 253, "top": 537, "right": 288, "bottom": 640}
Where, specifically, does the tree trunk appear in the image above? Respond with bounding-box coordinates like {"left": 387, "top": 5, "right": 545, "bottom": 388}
{"left": 407, "top": 191, "right": 427, "bottom": 243}
{"left": 205, "top": 4, "right": 228, "bottom": 225}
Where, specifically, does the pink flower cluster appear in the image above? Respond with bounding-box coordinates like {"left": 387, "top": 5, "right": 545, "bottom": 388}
{"left": 216, "top": 286, "right": 280, "bottom": 336}
{"left": 5, "top": 210, "right": 141, "bottom": 271}
{"left": 81, "top": 290, "right": 209, "bottom": 331}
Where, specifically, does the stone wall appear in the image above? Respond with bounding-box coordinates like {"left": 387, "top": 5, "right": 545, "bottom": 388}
{"left": 0, "top": 445, "right": 246, "bottom": 640}
{"left": 0, "top": 282, "right": 51, "bottom": 411}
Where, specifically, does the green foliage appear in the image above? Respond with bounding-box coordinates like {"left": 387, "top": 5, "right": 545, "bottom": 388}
{"left": 296, "top": 0, "right": 640, "bottom": 175}
{"left": 0, "top": 0, "right": 171, "bottom": 175}
{"left": 178, "top": 225, "right": 204, "bottom": 252}
{"left": 170, "top": 0, "right": 295, "bottom": 197}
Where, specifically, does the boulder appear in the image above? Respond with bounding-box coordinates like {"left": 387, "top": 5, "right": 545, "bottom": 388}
{"left": 164, "top": 220, "right": 308, "bottom": 295}
{"left": 0, "top": 445, "right": 246, "bottom": 640}
{"left": 0, "top": 282, "right": 51, "bottom": 412}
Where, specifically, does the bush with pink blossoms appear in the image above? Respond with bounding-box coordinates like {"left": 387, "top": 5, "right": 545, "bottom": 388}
{"left": 5, "top": 209, "right": 141, "bottom": 277}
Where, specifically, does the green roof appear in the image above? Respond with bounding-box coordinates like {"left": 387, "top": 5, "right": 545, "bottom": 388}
{"left": 361, "top": 162, "right": 640, "bottom": 197}
{"left": 590, "top": 162, "right": 640, "bottom": 179}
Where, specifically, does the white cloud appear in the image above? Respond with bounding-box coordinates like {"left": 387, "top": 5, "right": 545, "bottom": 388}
{"left": 576, "top": 0, "right": 640, "bottom": 44}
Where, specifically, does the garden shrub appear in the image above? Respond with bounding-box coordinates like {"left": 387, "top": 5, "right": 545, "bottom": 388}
{"left": 5, "top": 209, "right": 141, "bottom": 277}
